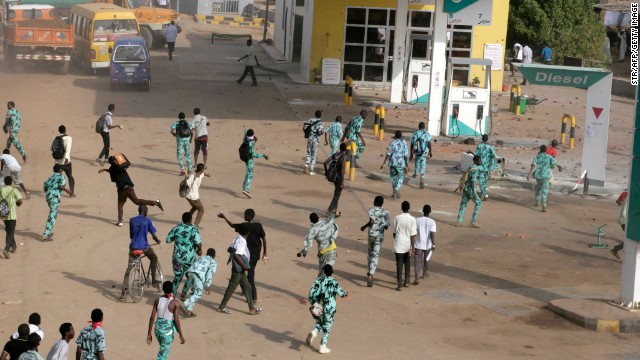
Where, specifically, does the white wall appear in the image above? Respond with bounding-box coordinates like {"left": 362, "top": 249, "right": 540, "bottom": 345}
{"left": 299, "top": 0, "right": 313, "bottom": 79}
{"left": 274, "top": 0, "right": 287, "bottom": 56}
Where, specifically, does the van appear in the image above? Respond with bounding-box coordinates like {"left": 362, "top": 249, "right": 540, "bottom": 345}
{"left": 110, "top": 36, "right": 150, "bottom": 90}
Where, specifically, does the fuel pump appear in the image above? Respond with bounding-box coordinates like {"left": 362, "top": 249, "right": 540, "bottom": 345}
{"left": 405, "top": 33, "right": 432, "bottom": 104}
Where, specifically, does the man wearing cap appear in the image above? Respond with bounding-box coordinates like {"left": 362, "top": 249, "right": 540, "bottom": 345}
{"left": 380, "top": 130, "right": 409, "bottom": 199}
{"left": 42, "top": 165, "right": 71, "bottom": 242}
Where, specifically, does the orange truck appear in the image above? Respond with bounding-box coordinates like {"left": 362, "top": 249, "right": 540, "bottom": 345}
{"left": 2, "top": 3, "right": 74, "bottom": 74}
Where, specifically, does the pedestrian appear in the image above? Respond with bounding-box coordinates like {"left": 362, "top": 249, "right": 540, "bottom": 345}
{"left": 45, "top": 323, "right": 74, "bottom": 360}
{"left": 241, "top": 129, "right": 269, "bottom": 199}
{"left": 1, "top": 149, "right": 29, "bottom": 198}
{"left": 298, "top": 211, "right": 340, "bottom": 277}
{"left": 236, "top": 39, "right": 260, "bottom": 86}
{"left": 163, "top": 21, "right": 178, "bottom": 60}
{"left": 147, "top": 281, "right": 185, "bottom": 360}
{"left": 2, "top": 324, "right": 30, "bottom": 359}
{"left": 546, "top": 139, "right": 559, "bottom": 158}
{"left": 181, "top": 248, "right": 217, "bottom": 317}
{"left": 456, "top": 155, "right": 482, "bottom": 228}
{"left": 392, "top": 201, "right": 416, "bottom": 291}
{"left": 541, "top": 44, "right": 552, "bottom": 64}
{"left": 618, "top": 30, "right": 627, "bottom": 62}
{"left": 527, "top": 145, "right": 562, "bottom": 212}
{"left": 170, "top": 112, "right": 194, "bottom": 176}
{"left": 471, "top": 134, "right": 496, "bottom": 200}
{"left": 521, "top": 44, "right": 532, "bottom": 85}
{"left": 604, "top": 35, "right": 612, "bottom": 62}
{"left": 216, "top": 223, "right": 262, "bottom": 315}
{"left": 184, "top": 163, "right": 210, "bottom": 228}
{"left": 1, "top": 176, "right": 22, "bottom": 259}
{"left": 303, "top": 110, "right": 324, "bottom": 175}
{"left": 414, "top": 204, "right": 436, "bottom": 285}
{"left": 17, "top": 333, "right": 43, "bottom": 360}
{"left": 75, "top": 309, "right": 106, "bottom": 360}
{"left": 42, "top": 165, "right": 71, "bottom": 242}
{"left": 409, "top": 122, "right": 432, "bottom": 189}
{"left": 191, "top": 108, "right": 210, "bottom": 168}
{"left": 98, "top": 156, "right": 163, "bottom": 226}
{"left": 166, "top": 212, "right": 202, "bottom": 298}
{"left": 380, "top": 130, "right": 409, "bottom": 199}
{"left": 324, "top": 116, "right": 343, "bottom": 155}
{"left": 4, "top": 101, "right": 26, "bottom": 163}
{"left": 120, "top": 205, "right": 161, "bottom": 301}
{"left": 305, "top": 264, "right": 348, "bottom": 355}
{"left": 96, "top": 104, "right": 123, "bottom": 165}
{"left": 325, "top": 143, "right": 347, "bottom": 213}
{"left": 510, "top": 42, "right": 523, "bottom": 76}
{"left": 340, "top": 110, "right": 367, "bottom": 168}
{"left": 611, "top": 190, "right": 628, "bottom": 260}
{"left": 218, "top": 209, "right": 268, "bottom": 303}
{"left": 359, "top": 195, "right": 389, "bottom": 287}
{"left": 11, "top": 313, "right": 44, "bottom": 341}
{"left": 52, "top": 125, "right": 74, "bottom": 197}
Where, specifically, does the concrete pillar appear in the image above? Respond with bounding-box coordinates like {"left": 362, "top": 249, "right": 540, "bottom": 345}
{"left": 426, "top": 0, "right": 447, "bottom": 136}
{"left": 389, "top": 0, "right": 408, "bottom": 104}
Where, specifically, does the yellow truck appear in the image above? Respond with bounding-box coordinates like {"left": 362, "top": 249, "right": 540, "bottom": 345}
{"left": 103, "top": 0, "right": 178, "bottom": 49}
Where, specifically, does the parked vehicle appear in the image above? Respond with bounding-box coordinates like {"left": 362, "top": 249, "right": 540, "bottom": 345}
{"left": 104, "top": 0, "right": 178, "bottom": 49}
{"left": 110, "top": 36, "right": 150, "bottom": 91}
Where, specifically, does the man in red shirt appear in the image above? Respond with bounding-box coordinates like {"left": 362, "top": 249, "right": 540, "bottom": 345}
{"left": 546, "top": 140, "right": 558, "bottom": 158}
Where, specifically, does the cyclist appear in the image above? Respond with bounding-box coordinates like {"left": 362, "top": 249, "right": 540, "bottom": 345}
{"left": 120, "top": 205, "right": 161, "bottom": 301}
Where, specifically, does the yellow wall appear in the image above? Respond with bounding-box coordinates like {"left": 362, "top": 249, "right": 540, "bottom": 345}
{"left": 469, "top": 0, "right": 509, "bottom": 91}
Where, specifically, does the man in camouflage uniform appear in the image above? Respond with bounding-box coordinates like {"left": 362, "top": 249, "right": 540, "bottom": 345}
{"left": 324, "top": 116, "right": 343, "bottom": 155}
{"left": 42, "top": 165, "right": 71, "bottom": 242}
{"left": 242, "top": 129, "right": 269, "bottom": 198}
{"left": 472, "top": 134, "right": 496, "bottom": 199}
{"left": 456, "top": 155, "right": 482, "bottom": 228}
{"left": 166, "top": 212, "right": 202, "bottom": 297}
{"left": 360, "top": 195, "right": 390, "bottom": 287}
{"left": 410, "top": 122, "right": 432, "bottom": 189}
{"left": 182, "top": 248, "right": 217, "bottom": 317}
{"left": 527, "top": 144, "right": 562, "bottom": 212}
{"left": 75, "top": 309, "right": 106, "bottom": 360}
{"left": 170, "top": 112, "right": 194, "bottom": 175}
{"left": 303, "top": 110, "right": 324, "bottom": 175}
{"left": 5, "top": 101, "right": 26, "bottom": 162}
{"left": 340, "top": 110, "right": 367, "bottom": 167}
{"left": 298, "top": 211, "right": 341, "bottom": 277}
{"left": 380, "top": 130, "right": 409, "bottom": 199}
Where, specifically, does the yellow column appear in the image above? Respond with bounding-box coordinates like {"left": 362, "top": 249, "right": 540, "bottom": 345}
{"left": 560, "top": 114, "right": 568, "bottom": 144}
{"left": 569, "top": 116, "right": 576, "bottom": 149}
{"left": 379, "top": 105, "right": 385, "bottom": 141}
{"left": 344, "top": 76, "right": 351, "bottom": 104}
{"left": 374, "top": 105, "right": 380, "bottom": 136}
{"left": 349, "top": 140, "right": 356, "bottom": 181}
{"left": 347, "top": 77, "right": 353, "bottom": 107}
{"left": 344, "top": 141, "right": 351, "bottom": 175}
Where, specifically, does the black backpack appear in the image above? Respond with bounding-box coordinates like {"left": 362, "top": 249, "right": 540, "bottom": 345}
{"left": 413, "top": 137, "right": 425, "bottom": 157}
{"left": 51, "top": 135, "right": 66, "bottom": 160}
{"left": 303, "top": 120, "right": 320, "bottom": 139}
{"left": 324, "top": 154, "right": 340, "bottom": 183}
{"left": 176, "top": 120, "right": 191, "bottom": 138}
{"left": 239, "top": 142, "right": 251, "bottom": 162}
{"left": 0, "top": 193, "right": 9, "bottom": 219}
{"left": 95, "top": 113, "right": 107, "bottom": 134}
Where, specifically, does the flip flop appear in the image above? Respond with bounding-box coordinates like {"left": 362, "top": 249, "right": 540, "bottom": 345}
{"left": 217, "top": 307, "right": 231, "bottom": 314}
{"left": 249, "top": 308, "right": 263, "bottom": 315}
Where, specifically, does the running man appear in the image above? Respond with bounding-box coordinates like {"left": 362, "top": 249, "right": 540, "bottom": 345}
{"left": 326, "top": 143, "right": 347, "bottom": 213}
{"left": 182, "top": 248, "right": 217, "bottom": 317}
{"left": 42, "top": 165, "right": 71, "bottom": 242}
{"left": 184, "top": 163, "right": 210, "bottom": 228}
{"left": 170, "top": 112, "right": 194, "bottom": 175}
{"left": 324, "top": 116, "right": 343, "bottom": 155}
{"left": 166, "top": 212, "right": 202, "bottom": 298}
{"left": 1, "top": 149, "right": 30, "bottom": 198}
{"left": 53, "top": 125, "right": 75, "bottom": 197}
{"left": 1, "top": 176, "right": 22, "bottom": 259}
{"left": 241, "top": 129, "right": 269, "bottom": 198}
{"left": 191, "top": 108, "right": 210, "bottom": 168}
{"left": 298, "top": 211, "right": 341, "bottom": 277}
{"left": 360, "top": 195, "right": 389, "bottom": 287}
{"left": 380, "top": 130, "right": 409, "bottom": 199}
{"left": 75, "top": 309, "right": 105, "bottom": 360}
{"left": 456, "top": 155, "right": 482, "bottom": 228}
{"left": 340, "top": 110, "right": 367, "bottom": 168}
{"left": 471, "top": 134, "right": 496, "bottom": 199}
{"left": 409, "top": 122, "right": 432, "bottom": 189}
{"left": 163, "top": 21, "right": 178, "bottom": 60}
{"left": 5, "top": 101, "right": 26, "bottom": 163}
{"left": 527, "top": 144, "right": 562, "bottom": 212}
{"left": 147, "top": 281, "right": 185, "bottom": 360}
{"left": 303, "top": 110, "right": 324, "bottom": 175}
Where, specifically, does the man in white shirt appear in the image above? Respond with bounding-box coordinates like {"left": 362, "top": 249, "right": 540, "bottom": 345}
{"left": 191, "top": 108, "right": 210, "bottom": 168}
{"left": 414, "top": 204, "right": 436, "bottom": 285}
{"left": 53, "top": 125, "right": 74, "bottom": 197}
{"left": 1, "top": 149, "right": 29, "bottom": 198}
{"left": 184, "top": 163, "right": 210, "bottom": 228}
{"left": 46, "top": 323, "right": 74, "bottom": 360}
{"left": 510, "top": 42, "right": 523, "bottom": 76}
{"left": 96, "top": 103, "right": 123, "bottom": 165}
{"left": 392, "top": 201, "right": 416, "bottom": 291}
{"left": 11, "top": 313, "right": 44, "bottom": 340}
{"left": 163, "top": 21, "right": 178, "bottom": 60}
{"left": 521, "top": 45, "right": 533, "bottom": 85}
{"left": 236, "top": 39, "right": 260, "bottom": 86}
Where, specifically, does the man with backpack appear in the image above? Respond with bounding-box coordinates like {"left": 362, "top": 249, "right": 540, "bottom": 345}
{"left": 191, "top": 108, "right": 210, "bottom": 169}
{"left": 52, "top": 125, "right": 75, "bottom": 197}
{"left": 240, "top": 129, "right": 268, "bottom": 198}
{"left": 324, "top": 116, "right": 343, "bottom": 155}
{"left": 303, "top": 110, "right": 324, "bottom": 175}
{"left": 380, "top": 130, "right": 409, "bottom": 199}
{"left": 470, "top": 134, "right": 496, "bottom": 200}
{"left": 96, "top": 104, "right": 123, "bottom": 165}
{"left": 0, "top": 176, "right": 22, "bottom": 259}
{"left": 340, "top": 110, "right": 368, "bottom": 168}
{"left": 42, "top": 165, "right": 72, "bottom": 242}
{"left": 170, "top": 112, "right": 194, "bottom": 176}
{"left": 325, "top": 143, "right": 347, "bottom": 213}
{"left": 456, "top": 155, "right": 482, "bottom": 228}
{"left": 410, "top": 122, "right": 432, "bottom": 189}
{"left": 4, "top": 101, "right": 26, "bottom": 163}
{"left": 0, "top": 149, "right": 29, "bottom": 199}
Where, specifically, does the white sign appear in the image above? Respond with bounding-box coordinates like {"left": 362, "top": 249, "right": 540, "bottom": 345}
{"left": 322, "top": 58, "right": 341, "bottom": 85}
{"left": 447, "top": 0, "right": 493, "bottom": 26}
{"left": 408, "top": 0, "right": 435, "bottom": 5}
{"left": 483, "top": 43, "right": 503, "bottom": 71}
{"left": 580, "top": 73, "right": 612, "bottom": 186}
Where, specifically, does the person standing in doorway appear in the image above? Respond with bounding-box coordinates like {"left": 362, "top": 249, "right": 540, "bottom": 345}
{"left": 414, "top": 204, "right": 436, "bottom": 284}
{"left": 0, "top": 149, "right": 29, "bottom": 198}
{"left": 75, "top": 309, "right": 106, "bottom": 360}
{"left": 166, "top": 212, "right": 202, "bottom": 298}
{"left": 527, "top": 145, "right": 561, "bottom": 212}
{"left": 52, "top": 125, "right": 74, "bottom": 197}
{"left": 42, "top": 165, "right": 71, "bottom": 242}
{"left": 218, "top": 209, "right": 268, "bottom": 304}
{"left": 45, "top": 323, "right": 74, "bottom": 360}
{"left": 409, "top": 122, "right": 432, "bottom": 189}
{"left": 191, "top": 108, "right": 210, "bottom": 168}
{"left": 184, "top": 163, "right": 209, "bottom": 228}
{"left": 4, "top": 101, "right": 26, "bottom": 163}
{"left": 340, "top": 110, "right": 367, "bottom": 168}
{"left": 380, "top": 130, "right": 409, "bottom": 199}
{"left": 541, "top": 44, "right": 552, "bottom": 64}
{"left": 392, "top": 201, "right": 416, "bottom": 291}
{"left": 236, "top": 39, "right": 260, "bottom": 86}
{"left": 163, "top": 21, "right": 178, "bottom": 60}
{"left": 456, "top": 155, "right": 482, "bottom": 227}
{"left": 181, "top": 248, "right": 217, "bottom": 317}
{"left": 359, "top": 195, "right": 389, "bottom": 287}
{"left": 618, "top": 29, "right": 627, "bottom": 62}
{"left": 521, "top": 44, "right": 532, "bottom": 85}
{"left": 324, "top": 116, "right": 343, "bottom": 155}
{"left": 170, "top": 112, "right": 194, "bottom": 176}
{"left": 96, "top": 104, "right": 123, "bottom": 165}
{"left": 471, "top": 134, "right": 496, "bottom": 200}
{"left": 241, "top": 129, "right": 268, "bottom": 198}
{"left": 147, "top": 281, "right": 185, "bottom": 360}
{"left": 303, "top": 110, "right": 324, "bottom": 175}
{"left": 510, "top": 42, "right": 523, "bottom": 76}
{"left": 326, "top": 143, "right": 347, "bottom": 213}
{"left": 1, "top": 176, "right": 22, "bottom": 259}
{"left": 298, "top": 211, "right": 341, "bottom": 277}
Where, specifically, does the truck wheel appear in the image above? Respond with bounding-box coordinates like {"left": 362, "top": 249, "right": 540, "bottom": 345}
{"left": 141, "top": 27, "right": 154, "bottom": 49}
{"left": 56, "top": 61, "right": 69, "bottom": 75}
{"left": 144, "top": 80, "right": 151, "bottom": 91}
{"left": 4, "top": 46, "right": 15, "bottom": 68}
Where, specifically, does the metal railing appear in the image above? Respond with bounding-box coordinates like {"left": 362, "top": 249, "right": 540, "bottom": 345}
{"left": 212, "top": 0, "right": 239, "bottom": 14}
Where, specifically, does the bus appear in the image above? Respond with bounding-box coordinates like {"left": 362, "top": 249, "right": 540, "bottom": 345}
{"left": 69, "top": 3, "right": 139, "bottom": 70}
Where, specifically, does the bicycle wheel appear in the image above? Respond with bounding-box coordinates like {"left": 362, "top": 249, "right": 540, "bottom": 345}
{"left": 128, "top": 265, "right": 144, "bottom": 303}
{"left": 155, "top": 263, "right": 164, "bottom": 291}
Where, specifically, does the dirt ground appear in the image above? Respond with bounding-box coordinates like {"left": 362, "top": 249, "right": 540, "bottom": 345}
{"left": 0, "top": 18, "right": 639, "bottom": 359}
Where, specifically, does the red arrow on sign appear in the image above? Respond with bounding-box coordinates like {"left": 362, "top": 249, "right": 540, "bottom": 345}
{"left": 592, "top": 107, "right": 603, "bottom": 119}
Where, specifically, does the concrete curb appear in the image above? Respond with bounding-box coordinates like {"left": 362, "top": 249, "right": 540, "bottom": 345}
{"left": 195, "top": 14, "right": 273, "bottom": 28}
{"left": 548, "top": 298, "right": 640, "bottom": 333}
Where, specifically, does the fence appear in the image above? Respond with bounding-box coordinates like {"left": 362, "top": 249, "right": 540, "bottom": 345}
{"left": 212, "top": 0, "right": 239, "bottom": 14}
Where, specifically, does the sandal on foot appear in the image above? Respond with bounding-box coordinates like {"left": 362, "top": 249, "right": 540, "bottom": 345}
{"left": 217, "top": 307, "right": 231, "bottom": 314}
{"left": 249, "top": 308, "right": 263, "bottom": 315}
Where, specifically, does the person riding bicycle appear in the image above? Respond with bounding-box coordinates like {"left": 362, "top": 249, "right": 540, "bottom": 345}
{"left": 120, "top": 204, "right": 161, "bottom": 301}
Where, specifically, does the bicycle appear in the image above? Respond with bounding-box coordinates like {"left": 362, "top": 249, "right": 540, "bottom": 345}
{"left": 122, "top": 245, "right": 164, "bottom": 303}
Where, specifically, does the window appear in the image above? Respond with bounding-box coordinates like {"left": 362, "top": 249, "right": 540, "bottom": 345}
{"left": 93, "top": 19, "right": 138, "bottom": 41}
{"left": 446, "top": 25, "right": 472, "bottom": 85}
{"left": 113, "top": 45, "right": 147, "bottom": 62}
